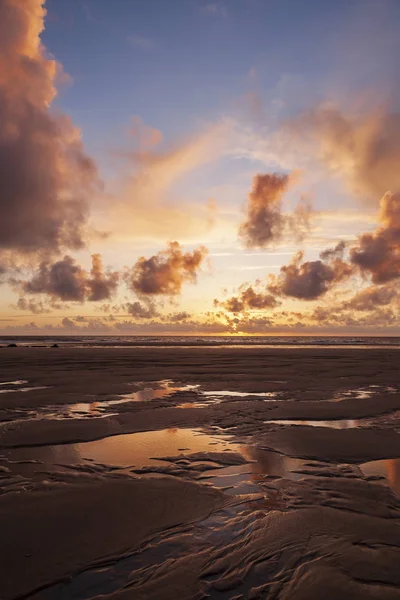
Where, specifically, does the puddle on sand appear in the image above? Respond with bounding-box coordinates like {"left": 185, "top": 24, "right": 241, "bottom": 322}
{"left": 64, "top": 403, "right": 116, "bottom": 419}
{"left": 3, "top": 428, "right": 241, "bottom": 474}
{"left": 5, "top": 432, "right": 312, "bottom": 497}
{"left": 203, "top": 447, "right": 400, "bottom": 498}
{"left": 177, "top": 402, "right": 215, "bottom": 409}
{"left": 2, "top": 403, "right": 117, "bottom": 424}
{"left": 3, "top": 429, "right": 307, "bottom": 497}
{"left": 0, "top": 379, "right": 281, "bottom": 424}
{"left": 265, "top": 411, "right": 400, "bottom": 429}
{"left": 202, "top": 390, "right": 277, "bottom": 399}
{"left": 19, "top": 448, "right": 400, "bottom": 600}
{"left": 73, "top": 428, "right": 239, "bottom": 468}
{"left": 265, "top": 419, "right": 368, "bottom": 429}
{"left": 200, "top": 446, "right": 307, "bottom": 495}
{"left": 1, "top": 381, "right": 200, "bottom": 423}
{"left": 333, "top": 385, "right": 398, "bottom": 402}
{"left": 51, "top": 381, "right": 201, "bottom": 416}
{"left": 0, "top": 384, "right": 48, "bottom": 395}
{"left": 112, "top": 380, "right": 199, "bottom": 405}
{"left": 110, "top": 381, "right": 278, "bottom": 407}
{"left": 360, "top": 458, "right": 400, "bottom": 495}
{"left": 4, "top": 426, "right": 400, "bottom": 500}
{"left": 21, "top": 381, "right": 280, "bottom": 421}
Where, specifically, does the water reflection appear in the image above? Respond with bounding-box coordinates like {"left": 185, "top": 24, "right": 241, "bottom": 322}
{"left": 361, "top": 458, "right": 400, "bottom": 495}
{"left": 265, "top": 419, "right": 363, "bottom": 429}
{"left": 265, "top": 411, "right": 400, "bottom": 429}
{"left": 5, "top": 424, "right": 400, "bottom": 499}
{"left": 241, "top": 446, "right": 306, "bottom": 481}
{"left": 4, "top": 428, "right": 239, "bottom": 473}
{"left": 333, "top": 385, "right": 398, "bottom": 402}
{"left": 74, "top": 428, "right": 237, "bottom": 467}
{"left": 6, "top": 430, "right": 306, "bottom": 491}
{"left": 114, "top": 380, "right": 199, "bottom": 404}
{"left": 27, "top": 381, "right": 282, "bottom": 421}
{"left": 202, "top": 390, "right": 277, "bottom": 399}
{"left": 0, "top": 385, "right": 48, "bottom": 395}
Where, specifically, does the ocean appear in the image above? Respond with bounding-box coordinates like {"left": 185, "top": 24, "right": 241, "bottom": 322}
{"left": 1, "top": 335, "right": 400, "bottom": 348}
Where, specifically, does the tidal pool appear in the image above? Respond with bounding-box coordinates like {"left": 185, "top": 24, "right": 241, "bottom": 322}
{"left": 360, "top": 458, "right": 400, "bottom": 495}
{"left": 265, "top": 419, "right": 368, "bottom": 429}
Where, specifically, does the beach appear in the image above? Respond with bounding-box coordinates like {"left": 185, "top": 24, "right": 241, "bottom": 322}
{"left": 1, "top": 345, "right": 400, "bottom": 599}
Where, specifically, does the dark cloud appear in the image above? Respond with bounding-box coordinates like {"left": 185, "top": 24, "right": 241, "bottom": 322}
{"left": 239, "top": 173, "right": 311, "bottom": 248}
{"left": 266, "top": 190, "right": 400, "bottom": 303}
{"left": 23, "top": 255, "right": 87, "bottom": 301}
{"left": 87, "top": 253, "right": 119, "bottom": 301}
{"left": 350, "top": 191, "right": 400, "bottom": 283}
{"left": 74, "top": 315, "right": 87, "bottom": 323}
{"left": 320, "top": 240, "right": 347, "bottom": 260}
{"left": 0, "top": 0, "right": 98, "bottom": 257}
{"left": 125, "top": 241, "right": 208, "bottom": 296}
{"left": 13, "top": 297, "right": 51, "bottom": 314}
{"left": 310, "top": 304, "right": 398, "bottom": 329}
{"left": 124, "top": 301, "right": 159, "bottom": 319}
{"left": 214, "top": 284, "right": 279, "bottom": 313}
{"left": 269, "top": 250, "right": 353, "bottom": 300}
{"left": 234, "top": 315, "right": 274, "bottom": 334}
{"left": 167, "top": 311, "right": 191, "bottom": 322}
{"left": 344, "top": 285, "right": 398, "bottom": 312}
{"left": 61, "top": 317, "right": 77, "bottom": 329}
{"left": 21, "top": 254, "right": 119, "bottom": 302}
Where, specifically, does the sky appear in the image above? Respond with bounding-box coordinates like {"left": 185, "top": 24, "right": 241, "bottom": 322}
{"left": 1, "top": 0, "right": 400, "bottom": 335}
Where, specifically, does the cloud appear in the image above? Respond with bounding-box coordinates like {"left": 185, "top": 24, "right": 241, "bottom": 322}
{"left": 350, "top": 191, "right": 400, "bottom": 283}
{"left": 225, "top": 185, "right": 400, "bottom": 310}
{"left": 167, "top": 311, "right": 191, "bottom": 322}
{"left": 23, "top": 255, "right": 88, "bottom": 301}
{"left": 20, "top": 254, "right": 119, "bottom": 302}
{"left": 103, "top": 119, "right": 234, "bottom": 241}
{"left": 344, "top": 284, "right": 398, "bottom": 312}
{"left": 264, "top": 177, "right": 400, "bottom": 300}
{"left": 13, "top": 297, "right": 53, "bottom": 314}
{"left": 319, "top": 240, "right": 347, "bottom": 260}
{"left": 287, "top": 106, "right": 400, "bottom": 204}
{"left": 0, "top": 312, "right": 232, "bottom": 335}
{"left": 254, "top": 191, "right": 399, "bottom": 301}
{"left": 98, "top": 303, "right": 192, "bottom": 322}
{"left": 214, "top": 284, "right": 279, "bottom": 313}
{"left": 269, "top": 249, "right": 353, "bottom": 300}
{"left": 282, "top": 105, "right": 400, "bottom": 286}
{"left": 238, "top": 173, "right": 311, "bottom": 248}
{"left": 124, "top": 241, "right": 208, "bottom": 296}
{"left": 0, "top": 0, "right": 98, "bottom": 257}
{"left": 128, "top": 116, "right": 163, "bottom": 152}
{"left": 87, "top": 253, "right": 119, "bottom": 301}
{"left": 124, "top": 300, "right": 160, "bottom": 319}
{"left": 125, "top": 120, "right": 231, "bottom": 192}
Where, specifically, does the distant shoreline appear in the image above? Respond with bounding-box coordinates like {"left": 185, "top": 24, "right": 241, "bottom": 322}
{"left": 1, "top": 334, "right": 400, "bottom": 349}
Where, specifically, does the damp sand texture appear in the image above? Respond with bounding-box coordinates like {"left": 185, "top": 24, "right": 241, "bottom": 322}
{"left": 1, "top": 346, "right": 400, "bottom": 599}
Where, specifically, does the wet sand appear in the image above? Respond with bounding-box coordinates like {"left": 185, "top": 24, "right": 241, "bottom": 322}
{"left": 1, "top": 346, "right": 400, "bottom": 599}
